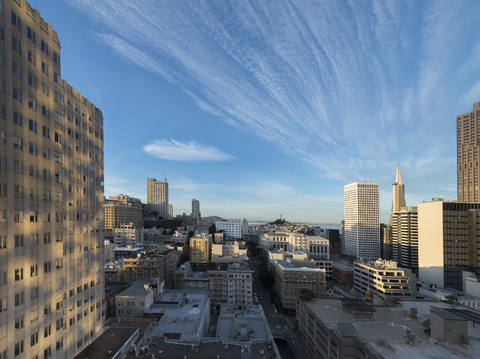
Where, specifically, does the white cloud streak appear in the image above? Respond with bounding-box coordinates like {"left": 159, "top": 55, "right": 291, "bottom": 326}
{"left": 68, "top": 0, "right": 480, "bottom": 194}
{"left": 143, "top": 139, "right": 233, "bottom": 161}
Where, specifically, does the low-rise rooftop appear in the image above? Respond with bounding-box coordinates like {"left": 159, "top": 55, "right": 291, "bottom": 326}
{"left": 117, "top": 279, "right": 154, "bottom": 298}
{"left": 144, "top": 290, "right": 210, "bottom": 338}
{"left": 217, "top": 305, "right": 271, "bottom": 342}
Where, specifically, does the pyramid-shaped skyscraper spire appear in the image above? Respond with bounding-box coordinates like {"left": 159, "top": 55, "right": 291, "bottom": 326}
{"left": 389, "top": 165, "right": 407, "bottom": 226}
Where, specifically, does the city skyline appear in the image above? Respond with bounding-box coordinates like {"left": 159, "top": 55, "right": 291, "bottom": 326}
{"left": 31, "top": 0, "right": 480, "bottom": 223}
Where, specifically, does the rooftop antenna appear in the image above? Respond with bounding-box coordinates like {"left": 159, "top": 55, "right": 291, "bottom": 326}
{"left": 164, "top": 170, "right": 167, "bottom": 181}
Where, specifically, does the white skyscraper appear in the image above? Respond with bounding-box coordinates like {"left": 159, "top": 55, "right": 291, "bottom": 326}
{"left": 344, "top": 181, "right": 380, "bottom": 260}
{"left": 147, "top": 177, "right": 169, "bottom": 219}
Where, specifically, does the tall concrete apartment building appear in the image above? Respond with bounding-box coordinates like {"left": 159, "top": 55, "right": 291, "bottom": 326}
{"left": 147, "top": 177, "right": 169, "bottom": 219}
{"left": 104, "top": 194, "right": 143, "bottom": 229}
{"left": 457, "top": 100, "right": 480, "bottom": 201}
{"left": 191, "top": 198, "right": 200, "bottom": 217}
{"left": 344, "top": 181, "right": 380, "bottom": 260}
{"left": 0, "top": 1, "right": 105, "bottom": 358}
{"left": 418, "top": 200, "right": 480, "bottom": 291}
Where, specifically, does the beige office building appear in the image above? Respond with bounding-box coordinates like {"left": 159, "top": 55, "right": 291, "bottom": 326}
{"left": 418, "top": 200, "right": 480, "bottom": 290}
{"left": 0, "top": 1, "right": 106, "bottom": 357}
{"left": 104, "top": 194, "right": 143, "bottom": 229}
{"left": 147, "top": 177, "right": 168, "bottom": 219}
{"left": 457, "top": 101, "right": 480, "bottom": 201}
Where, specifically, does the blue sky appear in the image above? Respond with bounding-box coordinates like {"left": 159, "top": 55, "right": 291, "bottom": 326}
{"left": 32, "top": 0, "right": 480, "bottom": 224}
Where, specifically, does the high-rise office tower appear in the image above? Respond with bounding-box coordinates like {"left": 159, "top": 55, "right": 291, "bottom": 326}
{"left": 344, "top": 181, "right": 380, "bottom": 260}
{"left": 418, "top": 201, "right": 480, "bottom": 290}
{"left": 383, "top": 165, "right": 407, "bottom": 260}
{"left": 0, "top": 1, "right": 105, "bottom": 357}
{"left": 457, "top": 101, "right": 480, "bottom": 202}
{"left": 147, "top": 177, "right": 169, "bottom": 219}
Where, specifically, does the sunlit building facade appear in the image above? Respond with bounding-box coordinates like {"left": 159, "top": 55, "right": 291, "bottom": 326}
{"left": 0, "top": 1, "right": 105, "bottom": 357}
{"left": 457, "top": 101, "right": 480, "bottom": 202}
{"left": 344, "top": 181, "right": 380, "bottom": 260}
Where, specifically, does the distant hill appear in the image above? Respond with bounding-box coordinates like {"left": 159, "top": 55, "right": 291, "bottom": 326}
{"left": 201, "top": 216, "right": 225, "bottom": 222}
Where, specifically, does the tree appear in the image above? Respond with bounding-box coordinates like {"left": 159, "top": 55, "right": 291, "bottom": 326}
{"left": 270, "top": 289, "right": 281, "bottom": 310}
{"left": 178, "top": 254, "right": 189, "bottom": 267}
{"left": 259, "top": 270, "right": 275, "bottom": 288}
{"left": 208, "top": 224, "right": 216, "bottom": 234}
{"left": 150, "top": 210, "right": 158, "bottom": 218}
{"left": 443, "top": 295, "right": 458, "bottom": 304}
{"left": 298, "top": 289, "right": 315, "bottom": 302}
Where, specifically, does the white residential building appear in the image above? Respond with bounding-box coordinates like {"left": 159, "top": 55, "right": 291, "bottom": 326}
{"left": 261, "top": 232, "right": 308, "bottom": 251}
{"left": 307, "top": 236, "right": 330, "bottom": 260}
{"left": 147, "top": 177, "right": 169, "bottom": 219}
{"left": 344, "top": 181, "right": 380, "bottom": 260}
{"left": 215, "top": 218, "right": 248, "bottom": 238}
{"left": 112, "top": 223, "right": 144, "bottom": 247}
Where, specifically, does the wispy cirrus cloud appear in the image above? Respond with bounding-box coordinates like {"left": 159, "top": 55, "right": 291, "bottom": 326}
{"left": 68, "top": 0, "right": 480, "bottom": 199}
{"left": 143, "top": 139, "right": 233, "bottom": 161}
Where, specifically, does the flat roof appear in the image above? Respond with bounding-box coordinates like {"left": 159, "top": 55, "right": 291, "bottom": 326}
{"left": 332, "top": 261, "right": 354, "bottom": 271}
{"left": 117, "top": 279, "right": 154, "bottom": 298}
{"left": 276, "top": 260, "right": 325, "bottom": 272}
{"left": 122, "top": 340, "right": 275, "bottom": 359}
{"left": 144, "top": 290, "right": 210, "bottom": 336}
{"left": 74, "top": 327, "right": 138, "bottom": 359}
{"left": 217, "top": 305, "right": 271, "bottom": 341}
{"left": 302, "top": 298, "right": 480, "bottom": 359}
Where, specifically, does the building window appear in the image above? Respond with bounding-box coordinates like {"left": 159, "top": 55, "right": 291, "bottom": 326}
{"left": 12, "top": 87, "right": 21, "bottom": 102}
{"left": 27, "top": 27, "right": 35, "bottom": 43}
{"left": 53, "top": 51, "right": 60, "bottom": 65}
{"left": 13, "top": 136, "right": 22, "bottom": 150}
{"left": 14, "top": 268, "right": 23, "bottom": 281}
{"left": 13, "top": 111, "right": 22, "bottom": 126}
{"left": 28, "top": 50, "right": 35, "bottom": 65}
{"left": 29, "top": 143, "right": 36, "bottom": 155}
{"left": 11, "top": 11, "right": 20, "bottom": 29}
{"left": 29, "top": 119, "right": 37, "bottom": 132}
{"left": 12, "top": 61, "right": 21, "bottom": 77}
{"left": 12, "top": 36, "right": 20, "bottom": 54}
{"left": 13, "top": 161, "right": 22, "bottom": 174}
{"left": 28, "top": 73, "right": 36, "bottom": 88}
{"left": 41, "top": 62, "right": 48, "bottom": 75}
{"left": 41, "top": 40, "right": 48, "bottom": 54}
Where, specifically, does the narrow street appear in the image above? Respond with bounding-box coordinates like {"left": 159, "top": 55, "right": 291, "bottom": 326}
{"left": 248, "top": 255, "right": 296, "bottom": 359}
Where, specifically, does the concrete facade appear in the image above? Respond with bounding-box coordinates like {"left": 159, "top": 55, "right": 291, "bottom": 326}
{"left": 215, "top": 218, "right": 247, "bottom": 239}
{"left": 104, "top": 194, "right": 143, "bottom": 229}
{"left": 147, "top": 177, "right": 169, "bottom": 219}
{"left": 273, "top": 260, "right": 326, "bottom": 309}
{"left": 354, "top": 260, "right": 414, "bottom": 301}
{"left": 457, "top": 101, "right": 480, "bottom": 202}
{"left": 189, "top": 235, "right": 212, "bottom": 263}
{"left": 392, "top": 206, "right": 418, "bottom": 274}
{"left": 344, "top": 181, "right": 380, "bottom": 260}
{"left": 418, "top": 201, "right": 480, "bottom": 290}
{"left": 0, "top": 2, "right": 106, "bottom": 357}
